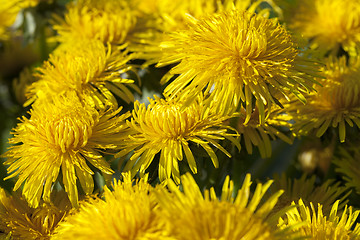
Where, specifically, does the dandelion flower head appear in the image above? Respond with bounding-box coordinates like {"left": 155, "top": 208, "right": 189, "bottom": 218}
{"left": 155, "top": 173, "right": 296, "bottom": 240}
{"left": 2, "top": 92, "right": 130, "bottom": 208}
{"left": 0, "top": 188, "right": 72, "bottom": 240}
{"left": 26, "top": 39, "right": 139, "bottom": 108}
{"left": 279, "top": 199, "right": 360, "bottom": 240}
{"left": 284, "top": 57, "right": 360, "bottom": 142}
{"left": 158, "top": 9, "right": 319, "bottom": 122}
{"left": 116, "top": 95, "right": 239, "bottom": 184}
{"left": 53, "top": 0, "right": 136, "bottom": 45}
{"left": 53, "top": 173, "right": 173, "bottom": 240}
{"left": 284, "top": 0, "right": 360, "bottom": 56}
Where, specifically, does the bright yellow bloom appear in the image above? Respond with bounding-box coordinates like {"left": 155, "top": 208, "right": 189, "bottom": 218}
{"left": 26, "top": 39, "right": 139, "bottom": 108}
{"left": 283, "top": 57, "right": 360, "bottom": 143}
{"left": 279, "top": 199, "right": 360, "bottom": 240}
{"left": 0, "top": 188, "right": 71, "bottom": 240}
{"left": 53, "top": 0, "right": 136, "bottom": 45}
{"left": 155, "top": 173, "right": 297, "bottom": 240}
{"left": 281, "top": 0, "right": 360, "bottom": 56}
{"left": 271, "top": 174, "right": 350, "bottom": 216}
{"left": 334, "top": 145, "right": 360, "bottom": 195}
{"left": 158, "top": 9, "right": 319, "bottom": 122}
{"left": 53, "top": 173, "right": 173, "bottom": 240}
{"left": 2, "top": 92, "right": 130, "bottom": 208}
{"left": 116, "top": 95, "right": 240, "bottom": 183}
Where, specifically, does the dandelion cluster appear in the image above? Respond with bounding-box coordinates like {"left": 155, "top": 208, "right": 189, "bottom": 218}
{"left": 0, "top": 0, "right": 360, "bottom": 239}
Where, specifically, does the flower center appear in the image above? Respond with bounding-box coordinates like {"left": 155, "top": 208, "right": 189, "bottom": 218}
{"left": 237, "top": 27, "right": 267, "bottom": 59}
{"left": 45, "top": 112, "right": 93, "bottom": 153}
{"left": 144, "top": 101, "right": 199, "bottom": 141}
{"left": 317, "top": 71, "right": 360, "bottom": 110}
{"left": 30, "top": 204, "right": 65, "bottom": 236}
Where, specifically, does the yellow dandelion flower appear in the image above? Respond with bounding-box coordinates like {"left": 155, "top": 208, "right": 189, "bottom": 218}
{"left": 53, "top": 173, "right": 173, "bottom": 240}
{"left": 279, "top": 199, "right": 360, "bottom": 240}
{"left": 283, "top": 57, "right": 360, "bottom": 143}
{"left": 155, "top": 173, "right": 297, "bottom": 240}
{"left": 2, "top": 92, "right": 130, "bottom": 208}
{"left": 26, "top": 39, "right": 139, "bottom": 108}
{"left": 282, "top": 0, "right": 360, "bottom": 56}
{"left": 270, "top": 174, "right": 350, "bottom": 216}
{"left": 53, "top": 0, "right": 136, "bottom": 45}
{"left": 236, "top": 104, "right": 293, "bottom": 158}
{"left": 157, "top": 9, "right": 319, "bottom": 122}
{"left": 116, "top": 95, "right": 240, "bottom": 184}
{"left": 334, "top": 145, "right": 360, "bottom": 195}
{"left": 0, "top": 188, "right": 72, "bottom": 240}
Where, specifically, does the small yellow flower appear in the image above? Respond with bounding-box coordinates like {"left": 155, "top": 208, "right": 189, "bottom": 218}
{"left": 283, "top": 57, "right": 360, "bottom": 143}
{"left": 0, "top": 188, "right": 72, "bottom": 240}
{"left": 271, "top": 174, "right": 350, "bottom": 216}
{"left": 53, "top": 0, "right": 136, "bottom": 45}
{"left": 157, "top": 9, "right": 319, "bottom": 122}
{"left": 26, "top": 39, "right": 139, "bottom": 108}
{"left": 282, "top": 0, "right": 360, "bottom": 56}
{"left": 2, "top": 92, "right": 130, "bottom": 208}
{"left": 116, "top": 95, "right": 240, "bottom": 183}
{"left": 279, "top": 199, "right": 360, "bottom": 240}
{"left": 53, "top": 173, "right": 173, "bottom": 240}
{"left": 155, "top": 173, "right": 297, "bottom": 240}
